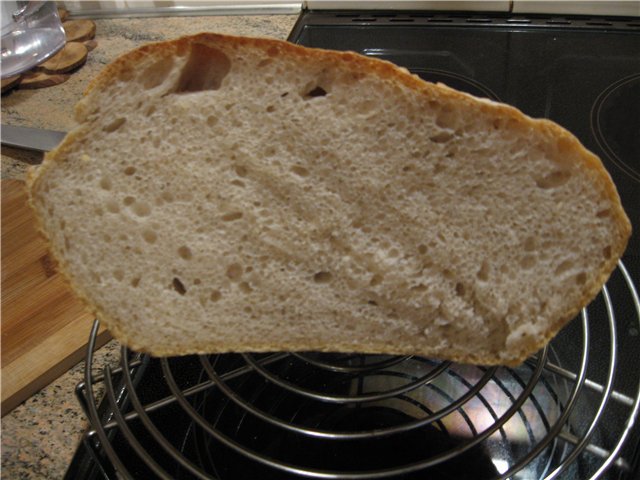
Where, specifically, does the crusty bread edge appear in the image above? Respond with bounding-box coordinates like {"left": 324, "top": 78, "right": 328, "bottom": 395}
{"left": 26, "top": 33, "right": 631, "bottom": 366}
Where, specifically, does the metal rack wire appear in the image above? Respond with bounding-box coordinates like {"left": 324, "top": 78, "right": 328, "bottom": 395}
{"left": 76, "top": 261, "right": 640, "bottom": 479}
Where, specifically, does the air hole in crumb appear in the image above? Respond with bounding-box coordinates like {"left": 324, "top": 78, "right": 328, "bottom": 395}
{"left": 131, "top": 277, "right": 141, "bottom": 288}
{"left": 455, "top": 282, "right": 465, "bottom": 297}
{"left": 435, "top": 109, "right": 456, "bottom": 129}
{"left": 596, "top": 209, "right": 611, "bottom": 218}
{"left": 370, "top": 273, "right": 383, "bottom": 286}
{"left": 161, "top": 191, "right": 174, "bottom": 203}
{"left": 430, "top": 131, "right": 453, "bottom": 143}
{"left": 123, "top": 196, "right": 135, "bottom": 206}
{"left": 210, "top": 290, "right": 222, "bottom": 302}
{"left": 132, "top": 201, "right": 151, "bottom": 217}
{"left": 172, "top": 277, "right": 186, "bottom": 295}
{"left": 477, "top": 261, "right": 489, "bottom": 281}
{"left": 303, "top": 85, "right": 328, "bottom": 99}
{"left": 231, "top": 180, "right": 245, "bottom": 187}
{"left": 520, "top": 255, "right": 536, "bottom": 269}
{"left": 100, "top": 177, "right": 112, "bottom": 190}
{"left": 113, "top": 269, "right": 124, "bottom": 281}
{"left": 103, "top": 117, "right": 126, "bottom": 133}
{"left": 418, "top": 244, "right": 428, "bottom": 255}
{"left": 555, "top": 259, "right": 573, "bottom": 275}
{"left": 239, "top": 281, "right": 252, "bottom": 293}
{"left": 602, "top": 245, "right": 612, "bottom": 259}
{"left": 291, "top": 166, "right": 310, "bottom": 177}
{"left": 222, "top": 212, "right": 243, "bottom": 222}
{"left": 207, "top": 115, "right": 218, "bottom": 127}
{"left": 103, "top": 233, "right": 112, "bottom": 243}
{"left": 226, "top": 263, "right": 243, "bottom": 281}
{"left": 535, "top": 170, "right": 572, "bottom": 189}
{"left": 575, "top": 272, "right": 587, "bottom": 285}
{"left": 235, "top": 165, "right": 248, "bottom": 177}
{"left": 433, "top": 162, "right": 445, "bottom": 175}
{"left": 141, "top": 56, "right": 175, "bottom": 89}
{"left": 106, "top": 200, "right": 119, "bottom": 213}
{"left": 523, "top": 237, "right": 536, "bottom": 252}
{"left": 172, "top": 44, "right": 231, "bottom": 94}
{"left": 266, "top": 105, "right": 276, "bottom": 113}
{"left": 178, "top": 245, "right": 192, "bottom": 260}
{"left": 313, "top": 271, "right": 332, "bottom": 283}
{"left": 194, "top": 278, "right": 201, "bottom": 285}
{"left": 124, "top": 166, "right": 136, "bottom": 176}
{"left": 367, "top": 300, "right": 378, "bottom": 306}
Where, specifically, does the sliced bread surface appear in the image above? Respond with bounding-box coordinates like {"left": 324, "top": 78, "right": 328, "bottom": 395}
{"left": 27, "top": 33, "right": 631, "bottom": 365}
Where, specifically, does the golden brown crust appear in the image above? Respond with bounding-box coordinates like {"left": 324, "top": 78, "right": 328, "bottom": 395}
{"left": 27, "top": 33, "right": 631, "bottom": 366}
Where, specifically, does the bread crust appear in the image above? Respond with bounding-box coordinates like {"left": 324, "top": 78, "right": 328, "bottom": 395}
{"left": 27, "top": 33, "right": 631, "bottom": 366}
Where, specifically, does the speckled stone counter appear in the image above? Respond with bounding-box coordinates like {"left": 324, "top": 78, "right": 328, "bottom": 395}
{"left": 1, "top": 13, "right": 298, "bottom": 479}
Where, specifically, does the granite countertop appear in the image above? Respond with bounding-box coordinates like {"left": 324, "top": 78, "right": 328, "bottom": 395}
{"left": 1, "top": 13, "right": 298, "bottom": 479}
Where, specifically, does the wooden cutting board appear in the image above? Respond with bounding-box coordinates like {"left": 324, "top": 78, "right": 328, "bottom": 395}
{"left": 1, "top": 179, "right": 111, "bottom": 415}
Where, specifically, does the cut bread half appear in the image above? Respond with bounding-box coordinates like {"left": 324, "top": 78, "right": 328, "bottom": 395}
{"left": 27, "top": 33, "right": 631, "bottom": 365}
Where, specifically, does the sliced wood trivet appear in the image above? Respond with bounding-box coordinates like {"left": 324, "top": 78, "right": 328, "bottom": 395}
{"left": 1, "top": 75, "right": 21, "bottom": 94}
{"left": 63, "top": 19, "right": 96, "bottom": 42}
{"left": 58, "top": 7, "right": 69, "bottom": 22}
{"left": 1, "top": 18, "right": 97, "bottom": 93}
{"left": 19, "top": 71, "right": 70, "bottom": 89}
{"left": 84, "top": 39, "right": 98, "bottom": 52}
{"left": 40, "top": 42, "right": 88, "bottom": 74}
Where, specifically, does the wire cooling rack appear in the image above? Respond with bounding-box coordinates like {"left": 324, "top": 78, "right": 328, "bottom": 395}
{"left": 75, "top": 261, "right": 640, "bottom": 479}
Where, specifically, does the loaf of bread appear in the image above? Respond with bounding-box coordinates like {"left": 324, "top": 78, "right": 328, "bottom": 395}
{"left": 27, "top": 33, "right": 630, "bottom": 366}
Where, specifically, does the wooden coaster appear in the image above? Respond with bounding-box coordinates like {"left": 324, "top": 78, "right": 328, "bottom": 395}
{"left": 63, "top": 19, "right": 96, "bottom": 42}
{"left": 40, "top": 42, "right": 88, "bottom": 74}
{"left": 1, "top": 75, "right": 21, "bottom": 94}
{"left": 57, "top": 7, "right": 69, "bottom": 22}
{"left": 19, "top": 71, "right": 70, "bottom": 89}
{"left": 84, "top": 39, "right": 98, "bottom": 52}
